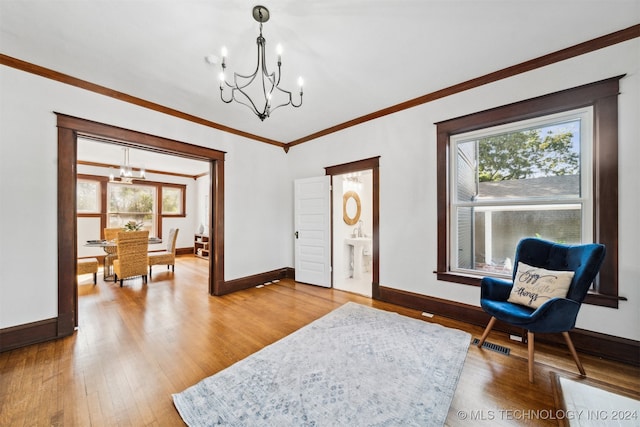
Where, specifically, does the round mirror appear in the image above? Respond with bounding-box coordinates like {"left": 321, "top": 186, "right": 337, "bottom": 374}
{"left": 343, "top": 191, "right": 361, "bottom": 225}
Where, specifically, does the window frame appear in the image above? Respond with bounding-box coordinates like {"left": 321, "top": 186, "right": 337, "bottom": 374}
{"left": 76, "top": 178, "right": 103, "bottom": 214}
{"left": 77, "top": 174, "right": 187, "bottom": 239}
{"left": 448, "top": 107, "right": 593, "bottom": 278}
{"left": 107, "top": 181, "right": 158, "bottom": 235}
{"left": 160, "top": 184, "right": 187, "bottom": 217}
{"left": 436, "top": 76, "right": 623, "bottom": 308}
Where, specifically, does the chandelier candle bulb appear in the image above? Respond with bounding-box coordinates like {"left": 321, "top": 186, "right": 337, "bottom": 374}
{"left": 221, "top": 46, "right": 227, "bottom": 64}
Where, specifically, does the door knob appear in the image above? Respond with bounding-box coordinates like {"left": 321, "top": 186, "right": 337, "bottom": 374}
{"left": 295, "top": 231, "right": 299, "bottom": 239}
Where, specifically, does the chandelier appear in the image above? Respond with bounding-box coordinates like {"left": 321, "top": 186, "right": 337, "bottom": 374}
{"left": 109, "top": 147, "right": 145, "bottom": 184}
{"left": 217, "top": 5, "right": 303, "bottom": 121}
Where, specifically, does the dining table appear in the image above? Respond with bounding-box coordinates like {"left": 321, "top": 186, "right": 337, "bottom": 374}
{"left": 85, "top": 237, "right": 162, "bottom": 281}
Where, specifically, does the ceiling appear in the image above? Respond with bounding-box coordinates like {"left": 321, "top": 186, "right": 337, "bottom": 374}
{"left": 2, "top": 1, "right": 639, "bottom": 159}
{"left": 77, "top": 137, "right": 210, "bottom": 177}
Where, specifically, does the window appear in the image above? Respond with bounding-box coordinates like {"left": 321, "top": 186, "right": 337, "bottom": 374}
{"left": 77, "top": 179, "right": 101, "bottom": 213}
{"left": 77, "top": 174, "right": 187, "bottom": 239}
{"left": 436, "top": 76, "right": 622, "bottom": 307}
{"left": 450, "top": 108, "right": 592, "bottom": 277}
{"left": 107, "top": 183, "right": 157, "bottom": 236}
{"left": 162, "top": 185, "right": 185, "bottom": 216}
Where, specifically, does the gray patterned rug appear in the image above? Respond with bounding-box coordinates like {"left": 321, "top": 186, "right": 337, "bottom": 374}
{"left": 173, "top": 302, "right": 471, "bottom": 426}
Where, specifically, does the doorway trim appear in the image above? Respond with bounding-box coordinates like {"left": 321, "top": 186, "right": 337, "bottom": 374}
{"left": 57, "top": 113, "right": 225, "bottom": 335}
{"left": 325, "top": 156, "right": 380, "bottom": 298}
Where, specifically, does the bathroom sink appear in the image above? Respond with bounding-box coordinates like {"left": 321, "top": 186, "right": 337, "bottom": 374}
{"left": 345, "top": 238, "right": 371, "bottom": 279}
{"left": 345, "top": 237, "right": 371, "bottom": 244}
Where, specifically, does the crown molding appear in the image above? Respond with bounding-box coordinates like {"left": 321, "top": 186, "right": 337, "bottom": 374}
{"left": 2, "top": 24, "right": 638, "bottom": 152}
{"left": 0, "top": 53, "right": 285, "bottom": 149}
{"left": 286, "top": 24, "right": 640, "bottom": 148}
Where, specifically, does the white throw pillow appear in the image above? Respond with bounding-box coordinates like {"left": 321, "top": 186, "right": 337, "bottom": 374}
{"left": 508, "top": 262, "right": 575, "bottom": 309}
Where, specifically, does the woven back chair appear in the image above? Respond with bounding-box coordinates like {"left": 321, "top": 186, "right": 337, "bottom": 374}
{"left": 102, "top": 227, "right": 122, "bottom": 277}
{"left": 103, "top": 227, "right": 121, "bottom": 241}
{"left": 148, "top": 228, "right": 179, "bottom": 279}
{"left": 113, "top": 230, "right": 149, "bottom": 287}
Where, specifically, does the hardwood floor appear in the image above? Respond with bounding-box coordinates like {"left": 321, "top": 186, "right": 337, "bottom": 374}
{"left": 1, "top": 256, "right": 638, "bottom": 426}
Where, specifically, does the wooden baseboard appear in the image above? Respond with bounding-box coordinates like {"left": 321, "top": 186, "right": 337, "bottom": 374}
{"left": 0, "top": 318, "right": 61, "bottom": 352}
{"left": 4, "top": 270, "right": 637, "bottom": 366}
{"left": 217, "top": 267, "right": 295, "bottom": 295}
{"left": 378, "top": 285, "right": 640, "bottom": 367}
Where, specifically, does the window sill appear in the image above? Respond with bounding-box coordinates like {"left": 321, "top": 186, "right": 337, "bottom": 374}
{"left": 583, "top": 292, "right": 626, "bottom": 309}
{"left": 436, "top": 271, "right": 624, "bottom": 308}
{"left": 435, "top": 271, "right": 481, "bottom": 287}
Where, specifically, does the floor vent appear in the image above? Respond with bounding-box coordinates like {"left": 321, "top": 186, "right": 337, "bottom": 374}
{"left": 472, "top": 338, "right": 511, "bottom": 355}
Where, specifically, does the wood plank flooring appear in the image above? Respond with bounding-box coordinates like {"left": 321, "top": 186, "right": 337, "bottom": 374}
{"left": 1, "top": 256, "right": 638, "bottom": 426}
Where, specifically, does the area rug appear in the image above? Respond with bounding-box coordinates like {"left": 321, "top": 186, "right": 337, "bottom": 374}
{"left": 173, "top": 302, "right": 471, "bottom": 426}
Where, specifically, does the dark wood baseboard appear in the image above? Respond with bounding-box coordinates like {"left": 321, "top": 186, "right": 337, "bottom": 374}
{"left": 378, "top": 285, "right": 640, "bottom": 367}
{"left": 4, "top": 271, "right": 637, "bottom": 366}
{"left": 217, "top": 267, "right": 295, "bottom": 295}
{"left": 0, "top": 318, "right": 62, "bottom": 352}
{"left": 0, "top": 265, "right": 296, "bottom": 352}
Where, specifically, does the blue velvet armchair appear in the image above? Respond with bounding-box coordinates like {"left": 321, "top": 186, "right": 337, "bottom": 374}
{"left": 477, "top": 238, "right": 606, "bottom": 382}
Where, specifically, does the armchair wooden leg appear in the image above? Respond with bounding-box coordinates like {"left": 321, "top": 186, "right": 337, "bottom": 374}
{"left": 477, "top": 317, "right": 497, "bottom": 347}
{"left": 528, "top": 331, "right": 535, "bottom": 383}
{"left": 149, "top": 266, "right": 152, "bottom": 279}
{"left": 562, "top": 331, "right": 586, "bottom": 376}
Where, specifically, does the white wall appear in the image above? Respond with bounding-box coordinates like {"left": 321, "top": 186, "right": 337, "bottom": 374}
{"left": 0, "top": 65, "right": 290, "bottom": 328}
{"left": 287, "top": 39, "right": 640, "bottom": 341}
{"left": 1, "top": 39, "right": 638, "bottom": 343}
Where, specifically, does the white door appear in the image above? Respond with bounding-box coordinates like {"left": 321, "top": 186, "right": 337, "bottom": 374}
{"left": 294, "top": 176, "right": 331, "bottom": 287}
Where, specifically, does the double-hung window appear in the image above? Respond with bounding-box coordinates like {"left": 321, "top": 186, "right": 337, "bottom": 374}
{"left": 107, "top": 183, "right": 157, "bottom": 236}
{"left": 77, "top": 178, "right": 101, "bottom": 213}
{"left": 450, "top": 108, "right": 592, "bottom": 277}
{"left": 78, "top": 175, "right": 186, "bottom": 239}
{"left": 436, "top": 76, "right": 622, "bottom": 307}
